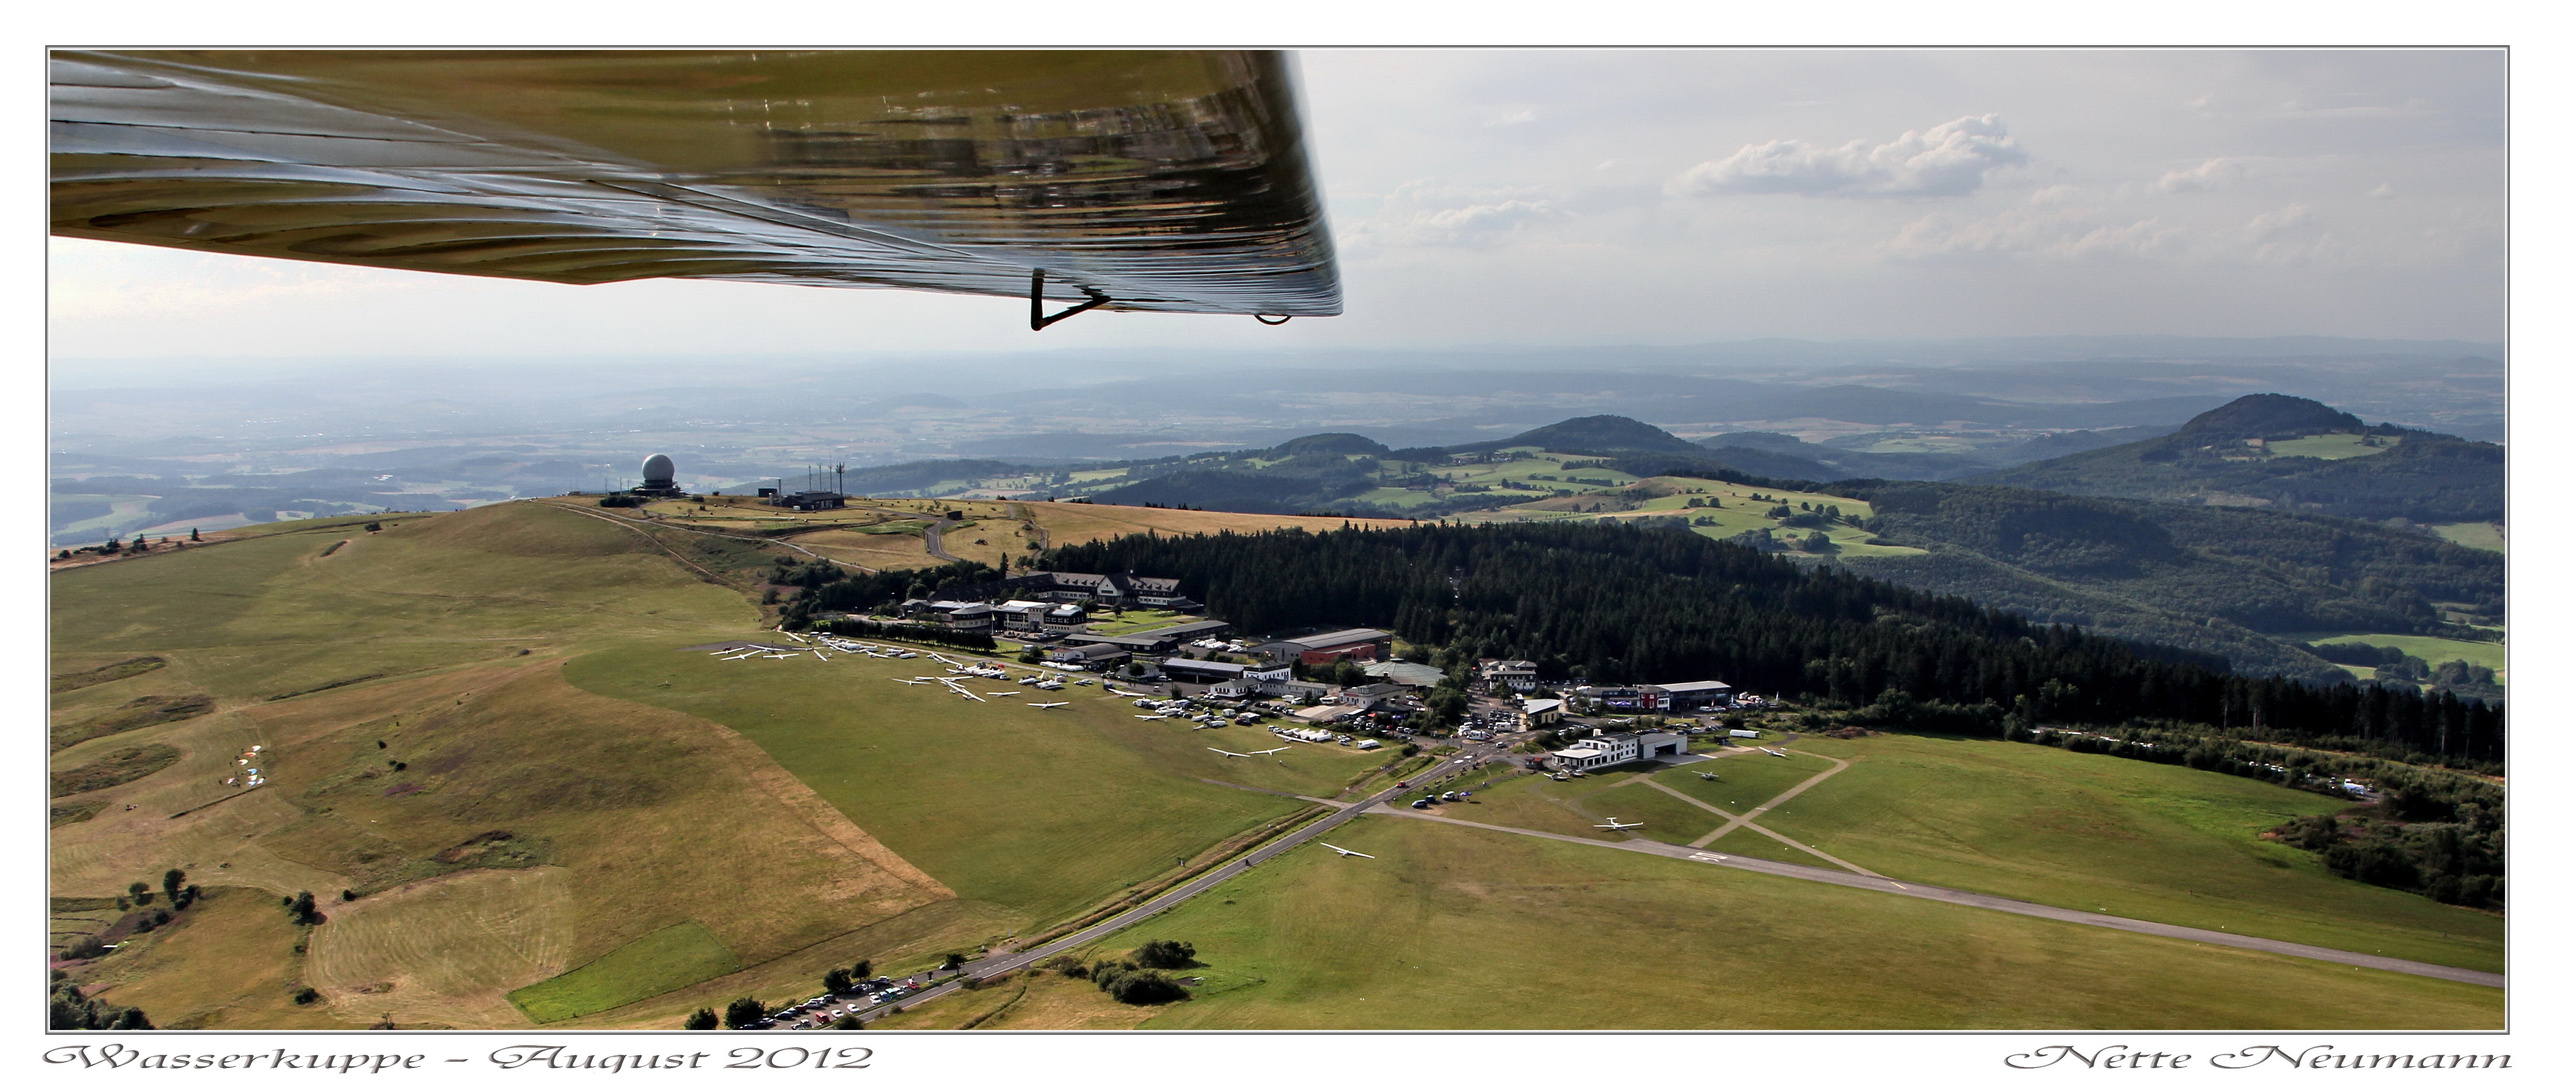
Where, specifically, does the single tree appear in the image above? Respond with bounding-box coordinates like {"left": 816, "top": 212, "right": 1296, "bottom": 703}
{"left": 162, "top": 869, "right": 187, "bottom": 903}
{"left": 823, "top": 968, "right": 856, "bottom": 997}
{"left": 723, "top": 998, "right": 767, "bottom": 1029}
{"left": 683, "top": 1008, "right": 718, "bottom": 1030}
{"left": 851, "top": 958, "right": 873, "bottom": 979}
{"left": 941, "top": 953, "right": 966, "bottom": 971}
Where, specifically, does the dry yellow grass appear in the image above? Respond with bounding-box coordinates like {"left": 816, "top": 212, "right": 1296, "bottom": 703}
{"left": 1027, "top": 501, "right": 1415, "bottom": 548}
{"left": 65, "top": 887, "right": 355, "bottom": 1030}
{"left": 305, "top": 867, "right": 577, "bottom": 1028}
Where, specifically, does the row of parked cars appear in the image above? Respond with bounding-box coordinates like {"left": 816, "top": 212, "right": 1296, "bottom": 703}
{"left": 744, "top": 980, "right": 909, "bottom": 1029}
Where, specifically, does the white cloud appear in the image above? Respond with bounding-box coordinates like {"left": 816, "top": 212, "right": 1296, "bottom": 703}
{"left": 1342, "top": 181, "right": 1566, "bottom": 248}
{"left": 1484, "top": 109, "right": 1538, "bottom": 127}
{"left": 2368, "top": 182, "right": 2396, "bottom": 198}
{"left": 2152, "top": 157, "right": 2245, "bottom": 193}
{"left": 1666, "top": 114, "right": 2028, "bottom": 198}
{"left": 2243, "top": 203, "right": 2315, "bottom": 242}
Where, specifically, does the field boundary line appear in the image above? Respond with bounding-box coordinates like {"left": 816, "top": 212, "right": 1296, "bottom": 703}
{"left": 683, "top": 705, "right": 955, "bottom": 901}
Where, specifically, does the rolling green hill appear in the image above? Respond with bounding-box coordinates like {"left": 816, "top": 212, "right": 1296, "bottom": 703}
{"left": 1969, "top": 394, "right": 2503, "bottom": 526}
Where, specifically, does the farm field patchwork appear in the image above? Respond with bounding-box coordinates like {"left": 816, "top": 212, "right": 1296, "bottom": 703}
{"left": 1093, "top": 816, "right": 2502, "bottom": 1029}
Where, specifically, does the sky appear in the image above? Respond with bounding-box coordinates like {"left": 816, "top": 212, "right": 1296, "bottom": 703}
{"left": 46, "top": 49, "right": 2508, "bottom": 359}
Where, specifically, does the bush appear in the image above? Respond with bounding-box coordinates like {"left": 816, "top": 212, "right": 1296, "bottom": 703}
{"left": 292, "top": 987, "right": 322, "bottom": 1005}
{"left": 683, "top": 1008, "right": 718, "bottom": 1030}
{"left": 1130, "top": 940, "right": 1198, "bottom": 969}
{"left": 57, "top": 935, "right": 105, "bottom": 961}
{"left": 1094, "top": 969, "right": 1189, "bottom": 1006}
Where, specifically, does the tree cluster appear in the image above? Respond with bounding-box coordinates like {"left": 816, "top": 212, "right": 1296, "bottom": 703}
{"left": 51, "top": 980, "right": 150, "bottom": 1030}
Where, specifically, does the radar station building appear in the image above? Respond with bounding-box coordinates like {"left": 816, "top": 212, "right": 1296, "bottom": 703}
{"left": 632, "top": 454, "right": 684, "bottom": 495}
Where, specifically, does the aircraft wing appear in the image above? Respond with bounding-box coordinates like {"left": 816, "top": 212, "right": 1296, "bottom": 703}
{"left": 50, "top": 50, "right": 1340, "bottom": 322}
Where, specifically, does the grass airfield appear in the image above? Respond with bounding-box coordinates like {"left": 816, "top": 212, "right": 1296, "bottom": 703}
{"left": 1089, "top": 816, "right": 2501, "bottom": 1030}
{"left": 48, "top": 498, "right": 2504, "bottom": 1030}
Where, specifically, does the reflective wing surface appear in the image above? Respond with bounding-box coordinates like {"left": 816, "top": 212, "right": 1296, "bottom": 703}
{"left": 51, "top": 50, "right": 1341, "bottom": 318}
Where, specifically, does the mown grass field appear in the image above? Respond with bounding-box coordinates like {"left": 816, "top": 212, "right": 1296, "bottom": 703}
{"left": 1665, "top": 734, "right": 2504, "bottom": 972}
{"left": 2295, "top": 632, "right": 2505, "bottom": 673}
{"left": 1094, "top": 816, "right": 2501, "bottom": 1029}
{"left": 2430, "top": 521, "right": 2505, "bottom": 552}
{"left": 2266, "top": 433, "right": 2398, "bottom": 459}
{"left": 508, "top": 919, "right": 740, "bottom": 1023}
{"left": 1655, "top": 746, "right": 1833, "bottom": 811}
{"left": 563, "top": 641, "right": 1351, "bottom": 926}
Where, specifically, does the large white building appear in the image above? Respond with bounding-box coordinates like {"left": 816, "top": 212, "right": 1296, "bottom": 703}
{"left": 1549, "top": 731, "right": 1688, "bottom": 772}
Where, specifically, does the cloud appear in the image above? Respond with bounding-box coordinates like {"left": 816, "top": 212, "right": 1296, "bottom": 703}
{"left": 2368, "top": 182, "right": 2396, "bottom": 199}
{"left": 1880, "top": 206, "right": 2183, "bottom": 263}
{"left": 2243, "top": 203, "right": 2315, "bottom": 242}
{"left": 1342, "top": 181, "right": 1566, "bottom": 248}
{"left": 1667, "top": 114, "right": 2028, "bottom": 199}
{"left": 1484, "top": 109, "right": 1538, "bottom": 127}
{"left": 2152, "top": 157, "right": 2245, "bottom": 193}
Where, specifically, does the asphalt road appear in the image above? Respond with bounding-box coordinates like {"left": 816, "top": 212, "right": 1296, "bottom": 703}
{"left": 842, "top": 749, "right": 1488, "bottom": 1024}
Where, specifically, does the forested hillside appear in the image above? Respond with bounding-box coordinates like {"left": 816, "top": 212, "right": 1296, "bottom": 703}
{"left": 1970, "top": 394, "right": 2502, "bottom": 524}
{"left": 1038, "top": 522, "right": 2501, "bottom": 767}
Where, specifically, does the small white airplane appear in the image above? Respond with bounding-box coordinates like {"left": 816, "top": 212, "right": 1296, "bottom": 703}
{"left": 1764, "top": 748, "right": 1788, "bottom": 758}
{"left": 1108, "top": 688, "right": 1147, "bottom": 698}
{"left": 986, "top": 691, "right": 1021, "bottom": 697}
{"left": 1319, "top": 843, "right": 1376, "bottom": 859}
{"left": 720, "top": 653, "right": 757, "bottom": 661}
{"left": 1210, "top": 748, "right": 1251, "bottom": 758}
{"left": 1595, "top": 818, "right": 1643, "bottom": 831}
{"left": 1135, "top": 714, "right": 1166, "bottom": 721}
{"left": 1027, "top": 701, "right": 1068, "bottom": 709}
{"left": 892, "top": 678, "right": 930, "bottom": 685}
{"left": 1249, "top": 747, "right": 1285, "bottom": 756}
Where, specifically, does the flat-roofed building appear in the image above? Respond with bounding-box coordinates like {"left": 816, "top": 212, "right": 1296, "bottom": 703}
{"left": 1251, "top": 628, "right": 1394, "bottom": 664}
{"left": 1660, "top": 680, "right": 1734, "bottom": 710}
{"left": 1163, "top": 656, "right": 1292, "bottom": 685}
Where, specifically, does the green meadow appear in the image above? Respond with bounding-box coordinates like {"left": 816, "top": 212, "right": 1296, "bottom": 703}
{"left": 508, "top": 920, "right": 741, "bottom": 1023}
{"left": 1666, "top": 734, "right": 2504, "bottom": 972}
{"left": 2295, "top": 632, "right": 2504, "bottom": 673}
{"left": 563, "top": 643, "right": 1362, "bottom": 926}
{"left": 1094, "top": 816, "right": 2501, "bottom": 1029}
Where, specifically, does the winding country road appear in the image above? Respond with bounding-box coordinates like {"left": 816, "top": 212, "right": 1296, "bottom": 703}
{"left": 845, "top": 749, "right": 1493, "bottom": 1022}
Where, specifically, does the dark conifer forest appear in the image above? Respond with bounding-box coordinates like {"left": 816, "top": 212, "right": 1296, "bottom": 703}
{"left": 1041, "top": 521, "right": 2502, "bottom": 767}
